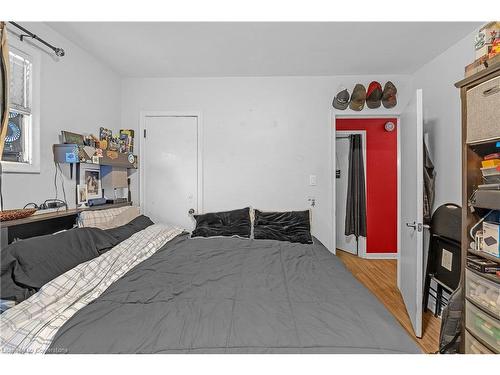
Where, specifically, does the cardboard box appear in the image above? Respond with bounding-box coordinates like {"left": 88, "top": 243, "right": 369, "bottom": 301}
{"left": 474, "top": 22, "right": 499, "bottom": 59}
{"left": 482, "top": 222, "right": 500, "bottom": 257}
{"left": 478, "top": 22, "right": 500, "bottom": 45}
{"left": 475, "top": 43, "right": 492, "bottom": 59}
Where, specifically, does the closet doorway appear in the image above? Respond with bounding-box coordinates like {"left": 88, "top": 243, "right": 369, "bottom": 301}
{"left": 334, "top": 117, "right": 399, "bottom": 259}
{"left": 335, "top": 130, "right": 367, "bottom": 256}
{"left": 140, "top": 112, "right": 203, "bottom": 230}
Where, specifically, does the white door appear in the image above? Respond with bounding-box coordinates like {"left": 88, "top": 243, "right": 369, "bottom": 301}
{"left": 143, "top": 115, "right": 200, "bottom": 230}
{"left": 335, "top": 131, "right": 367, "bottom": 256}
{"left": 399, "top": 89, "right": 424, "bottom": 338}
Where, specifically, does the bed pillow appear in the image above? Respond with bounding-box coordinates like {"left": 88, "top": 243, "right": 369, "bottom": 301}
{"left": 78, "top": 206, "right": 140, "bottom": 230}
{"left": 191, "top": 207, "right": 252, "bottom": 238}
{"left": 253, "top": 209, "right": 313, "bottom": 244}
{"left": 0, "top": 228, "right": 117, "bottom": 303}
{"left": 103, "top": 215, "right": 154, "bottom": 251}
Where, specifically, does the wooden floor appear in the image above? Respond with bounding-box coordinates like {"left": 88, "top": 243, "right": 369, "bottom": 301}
{"left": 336, "top": 249, "right": 441, "bottom": 354}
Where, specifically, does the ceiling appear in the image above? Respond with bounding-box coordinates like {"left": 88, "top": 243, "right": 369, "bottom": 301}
{"left": 47, "top": 22, "right": 480, "bottom": 77}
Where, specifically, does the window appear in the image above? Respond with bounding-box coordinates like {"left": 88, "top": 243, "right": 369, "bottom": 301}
{"left": 1, "top": 37, "right": 40, "bottom": 173}
{"left": 3, "top": 50, "right": 31, "bottom": 163}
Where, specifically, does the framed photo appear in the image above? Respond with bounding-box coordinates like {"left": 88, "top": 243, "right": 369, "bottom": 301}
{"left": 77, "top": 184, "right": 88, "bottom": 205}
{"left": 62, "top": 131, "right": 84, "bottom": 145}
{"left": 99, "top": 127, "right": 112, "bottom": 141}
{"left": 79, "top": 165, "right": 102, "bottom": 200}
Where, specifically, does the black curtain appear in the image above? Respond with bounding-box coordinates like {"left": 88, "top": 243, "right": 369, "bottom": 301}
{"left": 344, "top": 134, "right": 367, "bottom": 251}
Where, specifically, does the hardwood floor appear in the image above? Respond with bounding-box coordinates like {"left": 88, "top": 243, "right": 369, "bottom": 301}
{"left": 336, "top": 249, "right": 441, "bottom": 354}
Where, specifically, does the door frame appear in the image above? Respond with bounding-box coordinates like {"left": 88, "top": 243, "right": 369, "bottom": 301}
{"left": 139, "top": 111, "right": 204, "bottom": 216}
{"left": 334, "top": 130, "right": 368, "bottom": 258}
{"left": 331, "top": 115, "right": 401, "bottom": 269}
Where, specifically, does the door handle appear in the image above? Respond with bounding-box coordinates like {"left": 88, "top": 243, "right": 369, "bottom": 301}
{"left": 483, "top": 86, "right": 500, "bottom": 97}
{"left": 406, "top": 221, "right": 417, "bottom": 230}
{"left": 406, "top": 222, "right": 429, "bottom": 232}
{"left": 188, "top": 208, "right": 195, "bottom": 215}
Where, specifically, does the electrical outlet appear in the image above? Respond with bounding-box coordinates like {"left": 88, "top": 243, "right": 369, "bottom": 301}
{"left": 307, "top": 196, "right": 316, "bottom": 207}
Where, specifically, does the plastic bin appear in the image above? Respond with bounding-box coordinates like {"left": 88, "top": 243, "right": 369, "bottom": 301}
{"left": 465, "top": 301, "right": 500, "bottom": 352}
{"left": 481, "top": 166, "right": 500, "bottom": 177}
{"left": 466, "top": 269, "right": 500, "bottom": 319}
{"left": 465, "top": 330, "right": 495, "bottom": 354}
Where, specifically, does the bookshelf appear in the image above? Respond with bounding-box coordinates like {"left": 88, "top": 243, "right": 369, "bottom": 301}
{"left": 455, "top": 62, "right": 500, "bottom": 354}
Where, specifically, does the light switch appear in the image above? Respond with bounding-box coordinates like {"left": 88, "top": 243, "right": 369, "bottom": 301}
{"left": 309, "top": 175, "right": 317, "bottom": 186}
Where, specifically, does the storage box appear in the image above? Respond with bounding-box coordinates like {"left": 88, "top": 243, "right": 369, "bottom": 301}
{"left": 466, "top": 269, "right": 500, "bottom": 319}
{"left": 465, "top": 331, "right": 494, "bottom": 354}
{"left": 483, "top": 222, "right": 500, "bottom": 257}
{"left": 466, "top": 301, "right": 500, "bottom": 352}
{"left": 478, "top": 22, "right": 500, "bottom": 45}
{"left": 467, "top": 255, "right": 500, "bottom": 274}
{"left": 480, "top": 166, "right": 500, "bottom": 178}
{"left": 475, "top": 22, "right": 500, "bottom": 59}
{"left": 465, "top": 75, "right": 500, "bottom": 142}
{"left": 475, "top": 44, "right": 492, "bottom": 59}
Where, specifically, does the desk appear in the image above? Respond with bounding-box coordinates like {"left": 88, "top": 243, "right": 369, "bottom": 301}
{"left": 0, "top": 202, "right": 132, "bottom": 249}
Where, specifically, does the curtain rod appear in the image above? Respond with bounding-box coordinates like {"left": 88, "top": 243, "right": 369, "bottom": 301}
{"left": 8, "top": 21, "right": 65, "bottom": 57}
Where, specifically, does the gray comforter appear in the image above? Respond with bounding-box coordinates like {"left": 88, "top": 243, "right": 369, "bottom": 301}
{"left": 49, "top": 235, "right": 421, "bottom": 353}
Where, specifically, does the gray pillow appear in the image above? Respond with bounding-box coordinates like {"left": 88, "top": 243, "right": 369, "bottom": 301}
{"left": 103, "top": 215, "right": 154, "bottom": 253}
{"left": 0, "top": 228, "right": 117, "bottom": 303}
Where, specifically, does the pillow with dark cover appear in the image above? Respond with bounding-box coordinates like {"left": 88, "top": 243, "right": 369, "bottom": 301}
{"left": 191, "top": 207, "right": 251, "bottom": 238}
{"left": 0, "top": 228, "right": 116, "bottom": 303}
{"left": 103, "top": 215, "right": 154, "bottom": 253}
{"left": 0, "top": 215, "right": 154, "bottom": 303}
{"left": 253, "top": 209, "right": 313, "bottom": 244}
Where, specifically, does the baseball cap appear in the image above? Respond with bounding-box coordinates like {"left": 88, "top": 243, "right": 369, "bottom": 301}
{"left": 332, "top": 87, "right": 350, "bottom": 110}
{"left": 382, "top": 81, "right": 397, "bottom": 109}
{"left": 366, "top": 81, "right": 383, "bottom": 109}
{"left": 349, "top": 84, "right": 366, "bottom": 111}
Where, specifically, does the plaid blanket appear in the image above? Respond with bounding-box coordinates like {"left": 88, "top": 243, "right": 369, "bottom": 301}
{"left": 0, "top": 224, "right": 182, "bottom": 354}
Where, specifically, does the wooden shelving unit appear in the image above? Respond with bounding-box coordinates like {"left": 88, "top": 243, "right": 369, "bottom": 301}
{"left": 53, "top": 144, "right": 138, "bottom": 169}
{"left": 455, "top": 63, "right": 500, "bottom": 354}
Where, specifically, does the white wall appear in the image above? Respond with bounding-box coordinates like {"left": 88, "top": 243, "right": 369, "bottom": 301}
{"left": 2, "top": 23, "right": 121, "bottom": 209}
{"left": 121, "top": 75, "right": 411, "bottom": 251}
{"left": 412, "top": 31, "right": 477, "bottom": 290}
{"left": 413, "top": 30, "right": 477, "bottom": 210}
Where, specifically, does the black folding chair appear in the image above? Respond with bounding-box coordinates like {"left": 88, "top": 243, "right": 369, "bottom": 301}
{"left": 423, "top": 203, "right": 462, "bottom": 317}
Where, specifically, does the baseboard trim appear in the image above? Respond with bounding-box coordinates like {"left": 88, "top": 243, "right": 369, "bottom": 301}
{"left": 363, "top": 253, "right": 398, "bottom": 259}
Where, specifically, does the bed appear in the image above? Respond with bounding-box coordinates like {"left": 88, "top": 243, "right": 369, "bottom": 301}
{"left": 0, "top": 218, "right": 421, "bottom": 354}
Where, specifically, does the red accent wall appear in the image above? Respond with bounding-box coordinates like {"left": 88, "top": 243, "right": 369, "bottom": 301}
{"left": 336, "top": 118, "right": 398, "bottom": 254}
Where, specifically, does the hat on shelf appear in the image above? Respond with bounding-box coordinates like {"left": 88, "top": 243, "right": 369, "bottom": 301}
{"left": 349, "top": 84, "right": 366, "bottom": 111}
{"left": 366, "top": 81, "right": 383, "bottom": 109}
{"left": 382, "top": 81, "right": 397, "bottom": 109}
{"left": 332, "top": 87, "right": 350, "bottom": 110}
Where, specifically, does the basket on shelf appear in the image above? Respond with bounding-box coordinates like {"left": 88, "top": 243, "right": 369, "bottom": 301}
{"left": 0, "top": 208, "right": 37, "bottom": 222}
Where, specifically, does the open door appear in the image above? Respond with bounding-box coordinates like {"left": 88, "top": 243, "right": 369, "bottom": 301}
{"left": 399, "top": 89, "right": 424, "bottom": 338}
